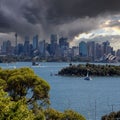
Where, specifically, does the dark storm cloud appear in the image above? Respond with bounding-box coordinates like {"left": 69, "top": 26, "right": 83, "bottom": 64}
{"left": 23, "top": 0, "right": 120, "bottom": 24}
{"left": 47, "top": 0, "right": 120, "bottom": 23}
{"left": 0, "top": 14, "right": 10, "bottom": 29}
{"left": 0, "top": 0, "right": 120, "bottom": 41}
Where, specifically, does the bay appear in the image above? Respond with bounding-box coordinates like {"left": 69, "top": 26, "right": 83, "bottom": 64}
{"left": 1, "top": 62, "right": 120, "bottom": 120}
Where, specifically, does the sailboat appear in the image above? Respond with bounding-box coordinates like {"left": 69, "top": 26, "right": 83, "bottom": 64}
{"left": 32, "top": 56, "right": 40, "bottom": 67}
{"left": 32, "top": 61, "right": 40, "bottom": 66}
{"left": 84, "top": 71, "right": 92, "bottom": 81}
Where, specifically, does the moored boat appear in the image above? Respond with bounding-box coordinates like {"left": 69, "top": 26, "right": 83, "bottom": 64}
{"left": 84, "top": 71, "right": 92, "bottom": 81}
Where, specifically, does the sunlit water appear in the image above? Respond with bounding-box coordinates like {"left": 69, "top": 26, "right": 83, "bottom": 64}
{"left": 1, "top": 62, "right": 120, "bottom": 120}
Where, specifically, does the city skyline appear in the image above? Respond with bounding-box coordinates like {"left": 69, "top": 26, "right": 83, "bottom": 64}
{"left": 0, "top": 0, "right": 120, "bottom": 50}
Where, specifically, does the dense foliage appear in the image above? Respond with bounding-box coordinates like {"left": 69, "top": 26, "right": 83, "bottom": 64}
{"left": 0, "top": 88, "right": 36, "bottom": 120}
{"left": 102, "top": 111, "right": 120, "bottom": 120}
{"left": 0, "top": 67, "right": 86, "bottom": 120}
{"left": 44, "top": 108, "right": 86, "bottom": 120}
{"left": 0, "top": 67, "right": 50, "bottom": 108}
{"left": 58, "top": 63, "right": 120, "bottom": 76}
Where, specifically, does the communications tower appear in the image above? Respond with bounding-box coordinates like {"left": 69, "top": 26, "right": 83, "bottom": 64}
{"left": 15, "top": 33, "right": 18, "bottom": 55}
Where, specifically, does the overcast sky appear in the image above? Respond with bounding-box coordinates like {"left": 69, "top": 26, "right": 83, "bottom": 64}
{"left": 0, "top": 0, "right": 120, "bottom": 49}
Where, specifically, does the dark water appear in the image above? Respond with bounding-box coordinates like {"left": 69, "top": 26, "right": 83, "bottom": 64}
{"left": 1, "top": 62, "right": 120, "bottom": 120}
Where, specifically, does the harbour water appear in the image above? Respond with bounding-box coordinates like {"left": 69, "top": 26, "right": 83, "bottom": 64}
{"left": 1, "top": 62, "right": 120, "bottom": 120}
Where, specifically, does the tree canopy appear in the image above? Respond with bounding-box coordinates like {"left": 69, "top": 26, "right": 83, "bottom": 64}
{"left": 0, "top": 88, "right": 36, "bottom": 120}
{"left": 44, "top": 108, "right": 86, "bottom": 120}
{"left": 0, "top": 67, "right": 50, "bottom": 108}
{"left": 0, "top": 67, "right": 86, "bottom": 120}
{"left": 102, "top": 111, "right": 120, "bottom": 120}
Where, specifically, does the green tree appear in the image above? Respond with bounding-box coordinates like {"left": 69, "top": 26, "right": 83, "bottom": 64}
{"left": 0, "top": 88, "right": 35, "bottom": 120}
{"left": 0, "top": 68, "right": 50, "bottom": 109}
{"left": 44, "top": 108, "right": 86, "bottom": 120}
{"left": 102, "top": 111, "right": 120, "bottom": 120}
{"left": 44, "top": 108, "right": 63, "bottom": 120}
{"left": 62, "top": 110, "right": 86, "bottom": 120}
{"left": 0, "top": 67, "right": 86, "bottom": 120}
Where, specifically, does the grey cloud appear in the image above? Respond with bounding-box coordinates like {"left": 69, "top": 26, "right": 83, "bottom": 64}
{"left": 106, "top": 20, "right": 120, "bottom": 28}
{"left": 55, "top": 17, "right": 102, "bottom": 39}
{"left": 79, "top": 35, "right": 120, "bottom": 44}
{"left": 0, "top": 13, "right": 10, "bottom": 29}
{"left": 47, "top": 0, "right": 120, "bottom": 23}
{"left": 0, "top": 0, "right": 120, "bottom": 41}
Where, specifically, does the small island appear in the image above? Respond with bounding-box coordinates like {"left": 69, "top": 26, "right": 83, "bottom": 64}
{"left": 58, "top": 63, "right": 120, "bottom": 76}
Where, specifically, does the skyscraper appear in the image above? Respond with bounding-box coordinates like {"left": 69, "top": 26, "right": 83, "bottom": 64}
{"left": 95, "top": 43, "right": 103, "bottom": 60}
{"left": 79, "top": 41, "right": 88, "bottom": 57}
{"left": 87, "top": 41, "right": 95, "bottom": 61}
{"left": 15, "top": 33, "right": 18, "bottom": 55}
{"left": 39, "top": 40, "right": 46, "bottom": 57}
{"left": 102, "top": 41, "right": 110, "bottom": 55}
{"left": 24, "top": 36, "right": 30, "bottom": 56}
{"left": 33, "top": 35, "right": 38, "bottom": 50}
{"left": 50, "top": 34, "right": 58, "bottom": 56}
{"left": 59, "top": 37, "right": 69, "bottom": 48}
{"left": 15, "top": 33, "right": 17, "bottom": 45}
{"left": 1, "top": 40, "right": 12, "bottom": 55}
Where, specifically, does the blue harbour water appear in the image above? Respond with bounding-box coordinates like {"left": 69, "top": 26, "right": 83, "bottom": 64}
{"left": 1, "top": 62, "right": 120, "bottom": 120}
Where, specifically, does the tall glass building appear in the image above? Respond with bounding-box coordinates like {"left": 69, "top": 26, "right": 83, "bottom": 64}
{"left": 79, "top": 41, "right": 88, "bottom": 57}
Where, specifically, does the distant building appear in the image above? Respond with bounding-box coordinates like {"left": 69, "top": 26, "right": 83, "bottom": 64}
{"left": 79, "top": 41, "right": 88, "bottom": 57}
{"left": 102, "top": 41, "right": 110, "bottom": 55}
{"left": 39, "top": 40, "right": 46, "bottom": 57}
{"left": 87, "top": 41, "right": 95, "bottom": 61}
{"left": 106, "top": 46, "right": 114, "bottom": 55}
{"left": 23, "top": 36, "right": 30, "bottom": 56}
{"left": 17, "top": 43, "right": 24, "bottom": 55}
{"left": 50, "top": 34, "right": 58, "bottom": 56}
{"left": 59, "top": 37, "right": 69, "bottom": 57}
{"left": 116, "top": 49, "right": 120, "bottom": 57}
{"left": 95, "top": 43, "right": 103, "bottom": 60}
{"left": 72, "top": 46, "right": 79, "bottom": 57}
{"left": 33, "top": 35, "right": 38, "bottom": 50}
{"left": 0, "top": 33, "right": 119, "bottom": 62}
{"left": 59, "top": 37, "right": 69, "bottom": 48}
{"left": 1, "top": 40, "right": 13, "bottom": 55}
